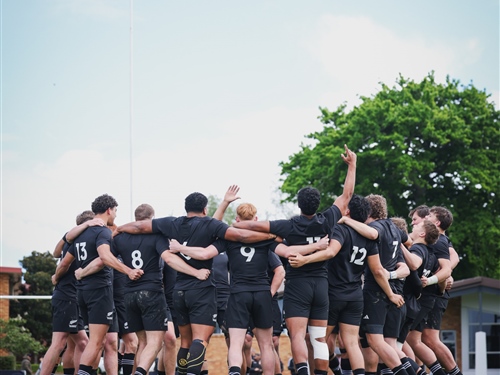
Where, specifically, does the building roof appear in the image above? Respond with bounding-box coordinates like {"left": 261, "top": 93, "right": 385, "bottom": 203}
{"left": 0, "top": 266, "right": 22, "bottom": 275}
{"left": 448, "top": 276, "right": 500, "bottom": 298}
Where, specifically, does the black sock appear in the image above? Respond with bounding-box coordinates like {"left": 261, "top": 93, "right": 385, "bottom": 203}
{"left": 378, "top": 363, "right": 390, "bottom": 375}
{"left": 400, "top": 358, "right": 417, "bottom": 375}
{"left": 200, "top": 370, "right": 208, "bottom": 375}
{"left": 353, "top": 369, "right": 365, "bottom": 375}
{"left": 391, "top": 364, "right": 408, "bottom": 375}
{"left": 186, "top": 339, "right": 207, "bottom": 375}
{"left": 122, "top": 353, "right": 135, "bottom": 375}
{"left": 134, "top": 367, "right": 147, "bottom": 375}
{"left": 157, "top": 371, "right": 166, "bottom": 375}
{"left": 329, "top": 355, "right": 341, "bottom": 375}
{"left": 229, "top": 366, "right": 240, "bottom": 375}
{"left": 447, "top": 366, "right": 462, "bottom": 375}
{"left": 295, "top": 362, "right": 308, "bottom": 375}
{"left": 177, "top": 347, "right": 189, "bottom": 375}
{"left": 63, "top": 368, "right": 75, "bottom": 375}
{"left": 77, "top": 365, "right": 92, "bottom": 375}
{"left": 118, "top": 352, "right": 123, "bottom": 373}
{"left": 341, "top": 357, "right": 352, "bottom": 371}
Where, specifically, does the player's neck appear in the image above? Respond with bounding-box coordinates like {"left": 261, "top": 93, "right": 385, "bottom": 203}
{"left": 95, "top": 213, "right": 109, "bottom": 223}
{"left": 412, "top": 237, "right": 426, "bottom": 245}
{"left": 300, "top": 212, "right": 316, "bottom": 219}
{"left": 186, "top": 212, "right": 205, "bottom": 218}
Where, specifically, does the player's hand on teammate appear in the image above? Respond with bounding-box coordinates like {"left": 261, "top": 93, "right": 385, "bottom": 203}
{"left": 128, "top": 268, "right": 144, "bottom": 281}
{"left": 389, "top": 293, "right": 405, "bottom": 308}
{"left": 445, "top": 275, "right": 454, "bottom": 290}
{"left": 288, "top": 253, "right": 307, "bottom": 268}
{"left": 169, "top": 239, "right": 183, "bottom": 253}
{"left": 87, "top": 218, "right": 106, "bottom": 228}
{"left": 340, "top": 144, "right": 357, "bottom": 166}
{"left": 195, "top": 268, "right": 211, "bottom": 281}
{"left": 223, "top": 185, "right": 241, "bottom": 203}
{"left": 316, "top": 235, "right": 330, "bottom": 250}
{"left": 420, "top": 275, "right": 429, "bottom": 287}
{"left": 74, "top": 268, "right": 84, "bottom": 280}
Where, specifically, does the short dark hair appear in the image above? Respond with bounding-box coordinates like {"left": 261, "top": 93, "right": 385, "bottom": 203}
{"left": 409, "top": 205, "right": 430, "bottom": 219}
{"left": 76, "top": 210, "right": 95, "bottom": 225}
{"left": 135, "top": 204, "right": 155, "bottom": 221}
{"left": 297, "top": 187, "right": 321, "bottom": 216}
{"left": 185, "top": 192, "right": 208, "bottom": 213}
{"left": 348, "top": 194, "right": 371, "bottom": 223}
{"left": 91, "top": 194, "right": 118, "bottom": 214}
{"left": 430, "top": 206, "right": 453, "bottom": 231}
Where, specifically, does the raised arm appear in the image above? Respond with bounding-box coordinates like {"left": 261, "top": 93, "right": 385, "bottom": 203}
{"left": 161, "top": 251, "right": 211, "bottom": 280}
{"left": 65, "top": 218, "right": 106, "bottom": 243}
{"left": 274, "top": 235, "right": 329, "bottom": 258}
{"left": 338, "top": 216, "right": 378, "bottom": 240}
{"left": 168, "top": 239, "right": 219, "bottom": 260}
{"left": 213, "top": 185, "right": 240, "bottom": 221}
{"left": 333, "top": 144, "right": 357, "bottom": 214}
{"left": 115, "top": 220, "right": 153, "bottom": 235}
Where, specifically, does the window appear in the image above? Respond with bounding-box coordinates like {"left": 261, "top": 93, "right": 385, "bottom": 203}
{"left": 440, "top": 330, "right": 456, "bottom": 360}
{"left": 468, "top": 309, "right": 500, "bottom": 369}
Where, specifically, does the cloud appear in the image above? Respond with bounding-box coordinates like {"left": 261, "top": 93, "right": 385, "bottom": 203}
{"left": 306, "top": 15, "right": 477, "bottom": 107}
{"left": 1, "top": 105, "right": 320, "bottom": 267}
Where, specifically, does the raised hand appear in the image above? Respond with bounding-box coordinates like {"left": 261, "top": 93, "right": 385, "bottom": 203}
{"left": 340, "top": 144, "right": 357, "bottom": 166}
{"left": 223, "top": 185, "right": 241, "bottom": 204}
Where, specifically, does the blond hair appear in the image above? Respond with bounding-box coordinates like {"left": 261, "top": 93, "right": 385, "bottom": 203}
{"left": 236, "top": 203, "right": 257, "bottom": 221}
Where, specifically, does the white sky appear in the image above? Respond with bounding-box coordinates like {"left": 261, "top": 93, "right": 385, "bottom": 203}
{"left": 1, "top": 0, "right": 498, "bottom": 269}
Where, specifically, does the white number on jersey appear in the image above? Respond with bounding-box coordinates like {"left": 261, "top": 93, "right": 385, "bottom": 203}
{"left": 306, "top": 236, "right": 321, "bottom": 244}
{"left": 180, "top": 241, "right": 191, "bottom": 260}
{"left": 392, "top": 241, "right": 398, "bottom": 259}
{"left": 240, "top": 247, "right": 255, "bottom": 262}
{"left": 349, "top": 246, "right": 367, "bottom": 266}
{"left": 131, "top": 250, "right": 144, "bottom": 269}
{"left": 75, "top": 242, "right": 87, "bottom": 261}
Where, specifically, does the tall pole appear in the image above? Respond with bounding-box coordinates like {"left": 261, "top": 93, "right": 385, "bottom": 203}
{"left": 129, "top": 0, "right": 134, "bottom": 221}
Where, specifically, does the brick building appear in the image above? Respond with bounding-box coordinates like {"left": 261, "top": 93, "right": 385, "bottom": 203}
{"left": 0, "top": 266, "right": 23, "bottom": 321}
{"left": 440, "top": 276, "right": 500, "bottom": 375}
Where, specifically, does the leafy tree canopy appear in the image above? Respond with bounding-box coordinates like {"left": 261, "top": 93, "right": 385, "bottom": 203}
{"left": 0, "top": 318, "right": 45, "bottom": 359}
{"left": 279, "top": 73, "right": 499, "bottom": 279}
{"left": 10, "top": 251, "right": 56, "bottom": 345}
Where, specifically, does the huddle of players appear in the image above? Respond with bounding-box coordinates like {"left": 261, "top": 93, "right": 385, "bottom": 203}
{"left": 48, "top": 143, "right": 461, "bottom": 375}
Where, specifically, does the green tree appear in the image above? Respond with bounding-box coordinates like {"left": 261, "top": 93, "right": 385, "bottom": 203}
{"left": 0, "top": 318, "right": 44, "bottom": 359}
{"left": 10, "top": 251, "right": 56, "bottom": 345}
{"left": 207, "top": 194, "right": 237, "bottom": 224}
{"left": 279, "top": 73, "right": 500, "bottom": 279}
